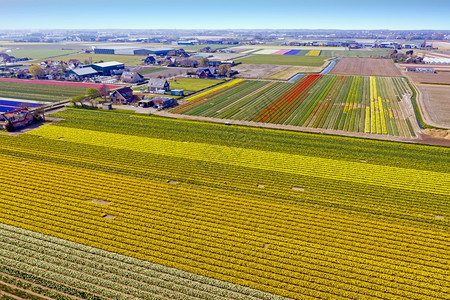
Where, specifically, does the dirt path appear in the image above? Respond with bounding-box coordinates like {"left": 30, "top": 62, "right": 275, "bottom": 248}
{"left": 155, "top": 111, "right": 450, "bottom": 147}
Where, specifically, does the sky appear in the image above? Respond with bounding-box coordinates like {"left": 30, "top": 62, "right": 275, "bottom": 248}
{"left": 1, "top": 0, "right": 449, "bottom": 30}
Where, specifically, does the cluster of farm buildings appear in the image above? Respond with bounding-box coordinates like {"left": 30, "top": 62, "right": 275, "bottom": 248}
{"left": 1, "top": 46, "right": 237, "bottom": 82}
{"left": 283, "top": 40, "right": 429, "bottom": 49}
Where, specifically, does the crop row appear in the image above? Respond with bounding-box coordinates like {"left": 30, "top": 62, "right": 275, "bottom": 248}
{"left": 0, "top": 152, "right": 448, "bottom": 300}
{"left": 0, "top": 109, "right": 448, "bottom": 299}
{"left": 173, "top": 75, "right": 414, "bottom": 137}
{"left": 0, "top": 223, "right": 280, "bottom": 300}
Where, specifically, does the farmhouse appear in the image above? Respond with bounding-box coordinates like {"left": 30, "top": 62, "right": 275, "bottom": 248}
{"left": 89, "top": 61, "right": 124, "bottom": 76}
{"left": 65, "top": 67, "right": 98, "bottom": 80}
{"left": 144, "top": 56, "right": 157, "bottom": 65}
{"left": 148, "top": 78, "right": 170, "bottom": 93}
{"left": 0, "top": 108, "right": 34, "bottom": 132}
{"left": 109, "top": 87, "right": 134, "bottom": 104}
{"left": 121, "top": 71, "right": 144, "bottom": 83}
{"left": 197, "top": 67, "right": 218, "bottom": 79}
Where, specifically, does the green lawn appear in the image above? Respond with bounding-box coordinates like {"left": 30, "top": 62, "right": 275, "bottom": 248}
{"left": 138, "top": 67, "right": 167, "bottom": 75}
{"left": 54, "top": 53, "right": 146, "bottom": 64}
{"left": 179, "top": 44, "right": 230, "bottom": 52}
{"left": 9, "top": 49, "right": 80, "bottom": 60}
{"left": 3, "top": 43, "right": 88, "bottom": 60}
{"left": 169, "top": 78, "right": 224, "bottom": 93}
{"left": 235, "top": 54, "right": 329, "bottom": 66}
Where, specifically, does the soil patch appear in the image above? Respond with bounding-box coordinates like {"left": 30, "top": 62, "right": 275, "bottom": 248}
{"left": 292, "top": 187, "right": 305, "bottom": 191}
{"left": 102, "top": 214, "right": 115, "bottom": 219}
{"left": 91, "top": 199, "right": 110, "bottom": 205}
{"left": 168, "top": 180, "right": 178, "bottom": 185}
{"left": 330, "top": 58, "right": 401, "bottom": 76}
{"left": 233, "top": 64, "right": 289, "bottom": 79}
{"left": 407, "top": 72, "right": 450, "bottom": 85}
{"left": 417, "top": 86, "right": 450, "bottom": 128}
{"left": 423, "top": 129, "right": 450, "bottom": 140}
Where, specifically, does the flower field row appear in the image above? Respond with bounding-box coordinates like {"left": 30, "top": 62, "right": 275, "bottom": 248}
{"left": 0, "top": 80, "right": 90, "bottom": 102}
{"left": 181, "top": 79, "right": 244, "bottom": 102}
{"left": 0, "top": 78, "right": 121, "bottom": 89}
{"left": 0, "top": 222, "right": 280, "bottom": 300}
{"left": 305, "top": 50, "right": 321, "bottom": 56}
{"left": 0, "top": 109, "right": 448, "bottom": 299}
{"left": 171, "top": 75, "right": 415, "bottom": 137}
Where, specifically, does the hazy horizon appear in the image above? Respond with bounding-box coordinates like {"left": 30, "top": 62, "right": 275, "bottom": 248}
{"left": 1, "top": 0, "right": 449, "bottom": 31}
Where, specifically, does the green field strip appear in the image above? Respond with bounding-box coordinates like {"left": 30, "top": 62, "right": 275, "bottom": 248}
{"left": 323, "top": 76, "right": 350, "bottom": 130}
{"left": 315, "top": 76, "right": 346, "bottom": 129}
{"left": 193, "top": 81, "right": 265, "bottom": 118}
{"left": 0, "top": 82, "right": 87, "bottom": 102}
{"left": 177, "top": 81, "right": 248, "bottom": 115}
{"left": 216, "top": 82, "right": 279, "bottom": 119}
{"left": 206, "top": 81, "right": 268, "bottom": 118}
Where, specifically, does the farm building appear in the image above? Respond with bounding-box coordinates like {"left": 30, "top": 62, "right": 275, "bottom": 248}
{"left": 178, "top": 59, "right": 198, "bottom": 68}
{"left": 148, "top": 78, "right": 170, "bottom": 94}
{"left": 0, "top": 108, "right": 35, "bottom": 132}
{"left": 176, "top": 40, "right": 198, "bottom": 46}
{"left": 94, "top": 47, "right": 165, "bottom": 56}
{"left": 121, "top": 71, "right": 144, "bottom": 83}
{"left": 406, "top": 67, "right": 436, "bottom": 73}
{"left": 89, "top": 61, "right": 125, "bottom": 76}
{"left": 423, "top": 57, "right": 450, "bottom": 64}
{"left": 109, "top": 87, "right": 134, "bottom": 104}
{"left": 138, "top": 97, "right": 175, "bottom": 109}
{"left": 197, "top": 67, "right": 218, "bottom": 79}
{"left": 208, "top": 60, "right": 222, "bottom": 67}
{"left": 146, "top": 48, "right": 174, "bottom": 56}
{"left": 65, "top": 67, "right": 98, "bottom": 80}
{"left": 144, "top": 56, "right": 157, "bottom": 65}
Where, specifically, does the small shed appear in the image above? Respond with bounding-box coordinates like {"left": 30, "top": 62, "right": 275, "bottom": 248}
{"left": 102, "top": 103, "right": 112, "bottom": 110}
{"left": 171, "top": 89, "right": 184, "bottom": 96}
{"left": 139, "top": 97, "right": 175, "bottom": 109}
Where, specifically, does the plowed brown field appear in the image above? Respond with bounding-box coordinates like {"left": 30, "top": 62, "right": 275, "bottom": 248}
{"left": 330, "top": 58, "right": 401, "bottom": 76}
{"left": 407, "top": 72, "right": 450, "bottom": 85}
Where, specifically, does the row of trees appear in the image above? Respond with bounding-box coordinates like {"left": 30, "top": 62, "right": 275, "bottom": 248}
{"left": 70, "top": 87, "right": 108, "bottom": 108}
